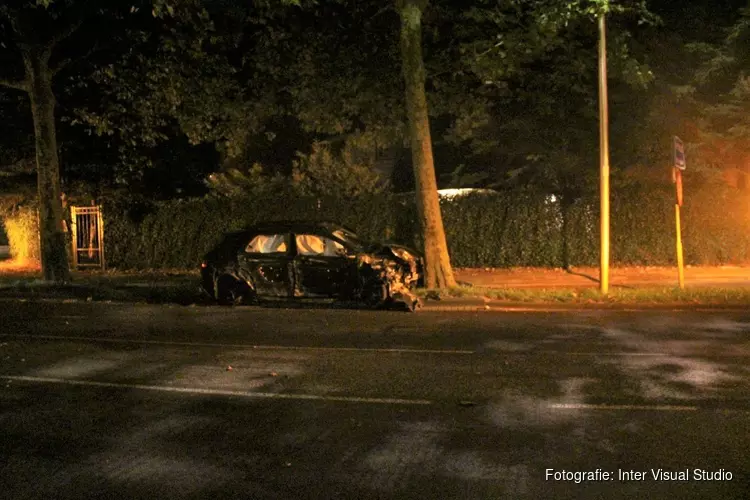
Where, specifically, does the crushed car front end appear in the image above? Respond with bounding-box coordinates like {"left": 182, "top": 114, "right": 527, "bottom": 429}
{"left": 356, "top": 244, "right": 423, "bottom": 311}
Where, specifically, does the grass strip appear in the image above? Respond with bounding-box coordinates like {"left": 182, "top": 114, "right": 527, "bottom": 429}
{"left": 417, "top": 286, "right": 750, "bottom": 305}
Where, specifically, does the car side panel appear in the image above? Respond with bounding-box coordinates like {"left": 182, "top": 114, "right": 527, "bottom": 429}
{"left": 293, "top": 255, "right": 358, "bottom": 297}
{"left": 237, "top": 255, "right": 293, "bottom": 297}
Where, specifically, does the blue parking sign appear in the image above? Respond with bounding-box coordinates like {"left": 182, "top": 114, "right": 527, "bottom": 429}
{"left": 673, "top": 136, "right": 686, "bottom": 170}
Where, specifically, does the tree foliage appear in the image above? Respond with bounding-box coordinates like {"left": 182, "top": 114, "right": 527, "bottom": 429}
{"left": 0, "top": 0, "right": 99, "bottom": 281}
{"left": 633, "top": 0, "right": 749, "bottom": 185}
{"left": 205, "top": 142, "right": 386, "bottom": 198}
{"left": 423, "top": 0, "right": 658, "bottom": 198}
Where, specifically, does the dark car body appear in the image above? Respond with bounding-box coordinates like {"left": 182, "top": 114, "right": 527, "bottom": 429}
{"left": 200, "top": 221, "right": 423, "bottom": 309}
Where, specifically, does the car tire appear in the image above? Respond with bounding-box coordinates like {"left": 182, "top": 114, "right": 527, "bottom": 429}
{"left": 361, "top": 280, "right": 388, "bottom": 309}
{"left": 216, "top": 275, "right": 248, "bottom": 306}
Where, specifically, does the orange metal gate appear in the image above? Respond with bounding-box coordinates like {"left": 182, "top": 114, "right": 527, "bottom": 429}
{"left": 70, "top": 205, "right": 105, "bottom": 269}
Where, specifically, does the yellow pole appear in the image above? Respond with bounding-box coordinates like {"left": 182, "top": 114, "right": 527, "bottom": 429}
{"left": 598, "top": 13, "right": 610, "bottom": 295}
{"left": 675, "top": 203, "right": 685, "bottom": 289}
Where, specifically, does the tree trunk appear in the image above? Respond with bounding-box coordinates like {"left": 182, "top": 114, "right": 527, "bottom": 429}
{"left": 560, "top": 196, "right": 571, "bottom": 271}
{"left": 396, "top": 0, "right": 456, "bottom": 289}
{"left": 23, "top": 47, "right": 71, "bottom": 283}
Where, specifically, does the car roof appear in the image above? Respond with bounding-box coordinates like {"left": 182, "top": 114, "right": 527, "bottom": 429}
{"left": 243, "top": 220, "right": 354, "bottom": 235}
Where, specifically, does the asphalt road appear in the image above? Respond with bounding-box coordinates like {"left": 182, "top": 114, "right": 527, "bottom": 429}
{"left": 1, "top": 301, "right": 749, "bottom": 499}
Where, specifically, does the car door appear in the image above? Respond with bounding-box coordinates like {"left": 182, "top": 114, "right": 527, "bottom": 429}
{"left": 292, "top": 233, "right": 358, "bottom": 297}
{"left": 237, "top": 233, "right": 293, "bottom": 297}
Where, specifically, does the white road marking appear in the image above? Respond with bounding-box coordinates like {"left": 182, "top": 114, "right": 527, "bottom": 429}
{"left": 487, "top": 349, "right": 750, "bottom": 358}
{"left": 1, "top": 375, "right": 432, "bottom": 405}
{"left": 5, "top": 333, "right": 747, "bottom": 358}
{"left": 0, "top": 333, "right": 474, "bottom": 355}
{"left": 541, "top": 351, "right": 749, "bottom": 357}
{"left": 551, "top": 403, "right": 750, "bottom": 414}
{"left": 550, "top": 403, "right": 698, "bottom": 411}
{"left": 4, "top": 376, "right": 748, "bottom": 412}
{"left": 559, "top": 352, "right": 673, "bottom": 357}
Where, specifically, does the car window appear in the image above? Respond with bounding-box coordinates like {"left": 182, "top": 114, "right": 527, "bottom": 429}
{"left": 245, "top": 234, "right": 288, "bottom": 254}
{"left": 331, "top": 229, "right": 364, "bottom": 251}
{"left": 296, "top": 234, "right": 346, "bottom": 257}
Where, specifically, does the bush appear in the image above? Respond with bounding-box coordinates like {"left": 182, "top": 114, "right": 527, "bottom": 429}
{"left": 101, "top": 183, "right": 750, "bottom": 269}
{"left": 2, "top": 205, "right": 40, "bottom": 262}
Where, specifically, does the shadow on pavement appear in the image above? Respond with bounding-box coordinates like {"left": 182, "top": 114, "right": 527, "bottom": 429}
{"left": 564, "top": 268, "right": 637, "bottom": 290}
{"left": 0, "top": 279, "right": 417, "bottom": 311}
{"left": 0, "top": 280, "right": 203, "bottom": 306}
{"left": 564, "top": 268, "right": 600, "bottom": 284}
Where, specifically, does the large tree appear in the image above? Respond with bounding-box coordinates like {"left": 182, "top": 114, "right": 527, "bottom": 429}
{"left": 0, "top": 1, "right": 91, "bottom": 281}
{"left": 396, "top": 0, "right": 456, "bottom": 288}
{"left": 0, "top": 0, "right": 234, "bottom": 280}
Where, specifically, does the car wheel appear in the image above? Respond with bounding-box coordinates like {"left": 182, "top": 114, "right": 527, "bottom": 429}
{"left": 361, "top": 280, "right": 388, "bottom": 309}
{"left": 216, "top": 275, "right": 248, "bottom": 306}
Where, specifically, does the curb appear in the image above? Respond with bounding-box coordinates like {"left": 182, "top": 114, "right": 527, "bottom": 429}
{"left": 419, "top": 298, "right": 750, "bottom": 313}
{"left": 420, "top": 298, "right": 489, "bottom": 312}
{"left": 420, "top": 305, "right": 491, "bottom": 312}
{"left": 0, "top": 290, "right": 748, "bottom": 313}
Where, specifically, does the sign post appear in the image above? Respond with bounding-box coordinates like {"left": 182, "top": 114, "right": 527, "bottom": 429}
{"left": 673, "top": 136, "right": 686, "bottom": 290}
{"left": 598, "top": 13, "right": 610, "bottom": 295}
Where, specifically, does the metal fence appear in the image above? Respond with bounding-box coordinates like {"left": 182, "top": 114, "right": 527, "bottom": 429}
{"left": 70, "top": 205, "right": 105, "bottom": 269}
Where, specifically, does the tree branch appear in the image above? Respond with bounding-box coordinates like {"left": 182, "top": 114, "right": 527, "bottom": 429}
{"left": 52, "top": 41, "right": 100, "bottom": 76}
{"left": 0, "top": 77, "right": 29, "bottom": 92}
{"left": 49, "top": 15, "right": 85, "bottom": 48}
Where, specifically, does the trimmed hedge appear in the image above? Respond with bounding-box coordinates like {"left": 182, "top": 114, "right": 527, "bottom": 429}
{"left": 101, "top": 184, "right": 750, "bottom": 270}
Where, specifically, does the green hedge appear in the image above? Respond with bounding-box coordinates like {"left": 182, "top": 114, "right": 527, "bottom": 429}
{"left": 102, "top": 184, "right": 750, "bottom": 269}
{"left": 438, "top": 192, "right": 563, "bottom": 267}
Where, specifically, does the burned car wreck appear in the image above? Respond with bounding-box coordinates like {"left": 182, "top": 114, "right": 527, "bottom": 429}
{"left": 200, "top": 221, "right": 423, "bottom": 310}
